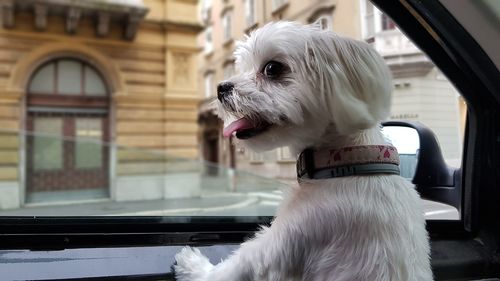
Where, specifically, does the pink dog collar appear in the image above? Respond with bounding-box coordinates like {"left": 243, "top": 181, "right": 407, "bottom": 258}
{"left": 297, "top": 145, "right": 400, "bottom": 179}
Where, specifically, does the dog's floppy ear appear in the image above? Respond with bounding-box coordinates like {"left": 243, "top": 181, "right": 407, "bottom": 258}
{"left": 306, "top": 32, "right": 392, "bottom": 135}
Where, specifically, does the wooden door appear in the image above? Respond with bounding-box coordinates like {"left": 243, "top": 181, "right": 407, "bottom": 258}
{"left": 26, "top": 112, "right": 109, "bottom": 202}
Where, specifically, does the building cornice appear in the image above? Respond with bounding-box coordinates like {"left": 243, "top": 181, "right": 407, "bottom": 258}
{"left": 161, "top": 20, "right": 204, "bottom": 33}
{"left": 387, "top": 60, "right": 434, "bottom": 78}
{"left": 0, "top": 0, "right": 149, "bottom": 40}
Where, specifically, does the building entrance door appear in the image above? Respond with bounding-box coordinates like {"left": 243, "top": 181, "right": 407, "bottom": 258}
{"left": 26, "top": 112, "right": 109, "bottom": 203}
{"left": 25, "top": 58, "right": 111, "bottom": 203}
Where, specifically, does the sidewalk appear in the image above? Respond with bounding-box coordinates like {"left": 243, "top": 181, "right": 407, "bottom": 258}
{"left": 0, "top": 191, "right": 281, "bottom": 217}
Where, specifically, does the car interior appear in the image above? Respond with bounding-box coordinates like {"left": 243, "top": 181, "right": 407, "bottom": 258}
{"left": 0, "top": 0, "right": 499, "bottom": 280}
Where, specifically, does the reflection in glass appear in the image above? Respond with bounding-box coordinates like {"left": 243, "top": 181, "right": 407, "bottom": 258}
{"left": 33, "top": 118, "right": 63, "bottom": 170}
{"left": 76, "top": 118, "right": 103, "bottom": 169}
{"left": 29, "top": 63, "right": 55, "bottom": 93}
{"left": 57, "top": 60, "right": 81, "bottom": 95}
{"left": 84, "top": 66, "right": 107, "bottom": 96}
{"left": 382, "top": 126, "right": 419, "bottom": 179}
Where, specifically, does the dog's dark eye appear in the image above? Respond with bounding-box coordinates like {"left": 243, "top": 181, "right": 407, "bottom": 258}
{"left": 263, "top": 61, "right": 284, "bottom": 78}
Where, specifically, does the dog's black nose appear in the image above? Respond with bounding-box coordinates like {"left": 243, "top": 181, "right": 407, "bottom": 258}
{"left": 217, "top": 82, "right": 234, "bottom": 102}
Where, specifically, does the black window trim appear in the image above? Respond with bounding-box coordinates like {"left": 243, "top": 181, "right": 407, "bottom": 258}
{"left": 0, "top": 216, "right": 271, "bottom": 250}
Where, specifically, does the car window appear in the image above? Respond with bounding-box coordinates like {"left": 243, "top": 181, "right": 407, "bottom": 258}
{"left": 0, "top": 0, "right": 461, "bottom": 222}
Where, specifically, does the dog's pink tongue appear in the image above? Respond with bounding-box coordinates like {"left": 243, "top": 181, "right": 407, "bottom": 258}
{"left": 223, "top": 118, "right": 253, "bottom": 138}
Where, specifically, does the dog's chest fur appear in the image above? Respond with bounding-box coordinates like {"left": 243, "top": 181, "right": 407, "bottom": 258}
{"left": 267, "top": 175, "right": 432, "bottom": 280}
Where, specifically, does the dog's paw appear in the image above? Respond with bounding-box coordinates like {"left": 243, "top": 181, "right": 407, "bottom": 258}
{"left": 174, "top": 247, "right": 213, "bottom": 281}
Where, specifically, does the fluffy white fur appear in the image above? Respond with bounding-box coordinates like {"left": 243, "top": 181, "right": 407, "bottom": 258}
{"left": 174, "top": 22, "right": 432, "bottom": 281}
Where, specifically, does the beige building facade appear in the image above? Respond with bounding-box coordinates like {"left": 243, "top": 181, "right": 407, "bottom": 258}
{"left": 0, "top": 0, "right": 202, "bottom": 209}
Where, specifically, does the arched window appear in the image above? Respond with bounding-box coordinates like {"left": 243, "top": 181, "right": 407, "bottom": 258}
{"left": 308, "top": 6, "right": 334, "bottom": 31}
{"left": 29, "top": 58, "right": 108, "bottom": 96}
{"left": 316, "top": 15, "right": 333, "bottom": 30}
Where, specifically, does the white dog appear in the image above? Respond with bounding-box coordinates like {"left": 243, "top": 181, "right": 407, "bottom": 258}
{"left": 174, "top": 22, "right": 432, "bottom": 281}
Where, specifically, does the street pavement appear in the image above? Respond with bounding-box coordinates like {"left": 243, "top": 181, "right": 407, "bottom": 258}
{"left": 0, "top": 189, "right": 282, "bottom": 217}
{"left": 0, "top": 188, "right": 457, "bottom": 219}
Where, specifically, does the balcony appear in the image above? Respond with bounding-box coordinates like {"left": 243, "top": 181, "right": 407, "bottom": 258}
{"left": 372, "top": 29, "right": 433, "bottom": 78}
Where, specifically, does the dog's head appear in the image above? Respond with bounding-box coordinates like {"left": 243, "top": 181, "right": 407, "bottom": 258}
{"left": 217, "top": 21, "right": 392, "bottom": 153}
